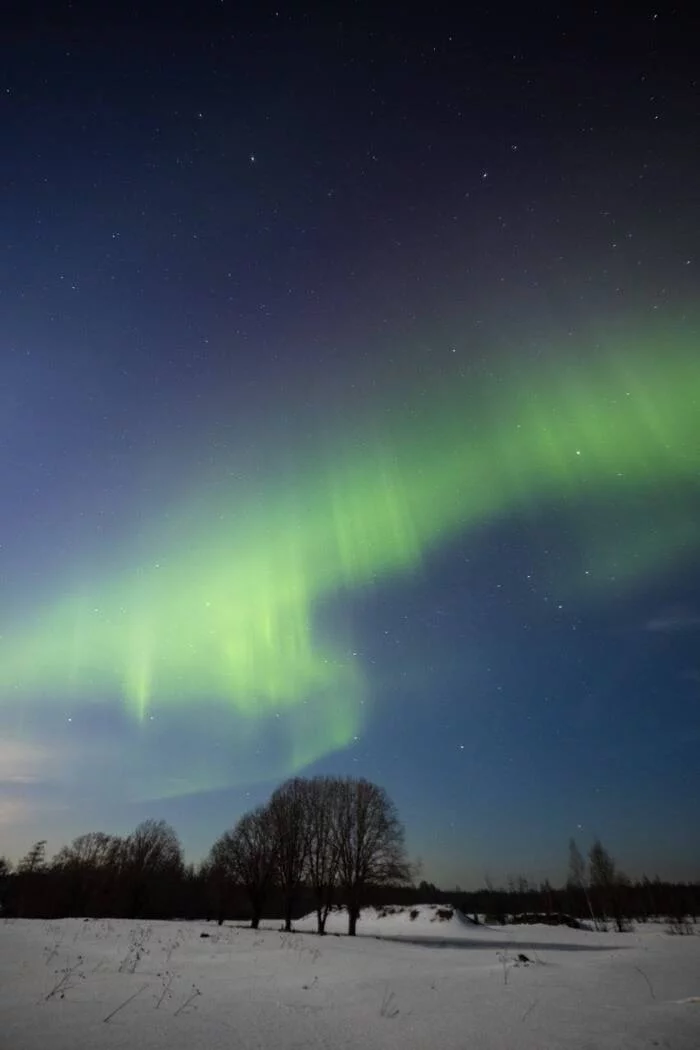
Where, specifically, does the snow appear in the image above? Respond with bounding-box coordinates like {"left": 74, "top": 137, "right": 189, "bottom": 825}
{"left": 295, "top": 902, "right": 482, "bottom": 939}
{"left": 1, "top": 914, "right": 699, "bottom": 1049}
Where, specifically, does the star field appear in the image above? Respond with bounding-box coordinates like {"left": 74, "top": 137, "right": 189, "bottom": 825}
{"left": 0, "top": 3, "right": 698, "bottom": 885}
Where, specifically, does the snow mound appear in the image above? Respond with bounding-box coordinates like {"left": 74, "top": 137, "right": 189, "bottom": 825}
{"left": 295, "top": 903, "right": 480, "bottom": 938}
{"left": 373, "top": 903, "right": 479, "bottom": 929}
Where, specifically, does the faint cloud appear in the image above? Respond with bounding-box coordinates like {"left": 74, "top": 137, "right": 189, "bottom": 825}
{"left": 0, "top": 739, "right": 53, "bottom": 784}
{"left": 645, "top": 606, "right": 700, "bottom": 633}
{"left": 0, "top": 797, "right": 31, "bottom": 826}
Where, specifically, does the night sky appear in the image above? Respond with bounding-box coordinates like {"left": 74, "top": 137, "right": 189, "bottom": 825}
{"left": 2, "top": 4, "right": 699, "bottom": 886}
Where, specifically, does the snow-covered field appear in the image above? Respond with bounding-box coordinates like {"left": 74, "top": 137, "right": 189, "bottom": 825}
{"left": 1, "top": 906, "right": 699, "bottom": 1049}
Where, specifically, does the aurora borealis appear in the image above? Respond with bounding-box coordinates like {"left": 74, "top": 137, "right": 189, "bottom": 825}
{"left": 2, "top": 339, "right": 698, "bottom": 719}
{"left": 2, "top": 5, "right": 699, "bottom": 883}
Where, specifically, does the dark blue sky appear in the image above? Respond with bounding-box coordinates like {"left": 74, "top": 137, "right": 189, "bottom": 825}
{"left": 1, "top": 3, "right": 698, "bottom": 886}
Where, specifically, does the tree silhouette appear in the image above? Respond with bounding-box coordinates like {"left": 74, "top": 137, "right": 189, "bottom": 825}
{"left": 588, "top": 838, "right": 628, "bottom": 931}
{"left": 52, "top": 832, "right": 124, "bottom": 915}
{"left": 210, "top": 806, "right": 275, "bottom": 929}
{"left": 567, "top": 838, "right": 586, "bottom": 889}
{"left": 18, "top": 840, "right": 47, "bottom": 874}
{"left": 268, "top": 777, "right": 309, "bottom": 932}
{"left": 304, "top": 775, "right": 342, "bottom": 934}
{"left": 124, "top": 819, "right": 183, "bottom": 917}
{"left": 335, "top": 778, "right": 410, "bottom": 936}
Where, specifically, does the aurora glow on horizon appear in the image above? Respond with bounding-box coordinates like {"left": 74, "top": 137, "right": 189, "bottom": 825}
{"left": 2, "top": 5, "right": 699, "bottom": 885}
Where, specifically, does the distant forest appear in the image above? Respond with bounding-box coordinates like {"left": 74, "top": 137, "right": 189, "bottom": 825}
{"left": 2, "top": 776, "right": 698, "bottom": 935}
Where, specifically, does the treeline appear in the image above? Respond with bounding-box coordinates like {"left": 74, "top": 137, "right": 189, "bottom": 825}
{"left": 0, "top": 776, "right": 410, "bottom": 935}
{"left": 421, "top": 837, "right": 699, "bottom": 933}
{"left": 1, "top": 785, "right": 698, "bottom": 934}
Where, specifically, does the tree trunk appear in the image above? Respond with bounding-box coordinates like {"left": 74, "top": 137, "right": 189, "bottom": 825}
{"left": 317, "top": 908, "right": 327, "bottom": 935}
{"left": 348, "top": 905, "right": 359, "bottom": 936}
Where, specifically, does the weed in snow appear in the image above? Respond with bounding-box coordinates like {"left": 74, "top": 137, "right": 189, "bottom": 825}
{"left": 163, "top": 931, "right": 182, "bottom": 963}
{"left": 103, "top": 983, "right": 149, "bottom": 1023}
{"left": 119, "top": 924, "right": 152, "bottom": 974}
{"left": 44, "top": 955, "right": 85, "bottom": 1001}
{"left": 379, "top": 987, "right": 400, "bottom": 1019}
{"left": 155, "top": 970, "right": 176, "bottom": 1009}
{"left": 174, "top": 983, "right": 202, "bottom": 1017}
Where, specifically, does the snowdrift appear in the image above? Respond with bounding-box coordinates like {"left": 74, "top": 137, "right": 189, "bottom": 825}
{"left": 295, "top": 902, "right": 481, "bottom": 938}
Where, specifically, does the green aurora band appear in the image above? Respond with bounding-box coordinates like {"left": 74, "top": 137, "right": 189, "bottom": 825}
{"left": 1, "top": 331, "right": 698, "bottom": 791}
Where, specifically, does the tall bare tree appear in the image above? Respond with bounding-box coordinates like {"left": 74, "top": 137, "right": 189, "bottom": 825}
{"left": 126, "top": 819, "right": 182, "bottom": 873}
{"left": 304, "top": 775, "right": 342, "bottom": 934}
{"left": 567, "top": 838, "right": 586, "bottom": 889}
{"left": 335, "top": 778, "right": 410, "bottom": 936}
{"left": 18, "top": 840, "right": 47, "bottom": 874}
{"left": 211, "top": 806, "right": 275, "bottom": 928}
{"left": 588, "top": 838, "right": 628, "bottom": 931}
{"left": 124, "top": 819, "right": 183, "bottom": 917}
{"left": 268, "top": 778, "right": 309, "bottom": 932}
{"left": 567, "top": 837, "right": 597, "bottom": 927}
{"left": 52, "top": 831, "right": 124, "bottom": 915}
{"left": 201, "top": 850, "right": 233, "bottom": 926}
{"left": 588, "top": 838, "right": 616, "bottom": 888}
{"left": 53, "top": 831, "right": 122, "bottom": 871}
{"left": 15, "top": 840, "right": 49, "bottom": 916}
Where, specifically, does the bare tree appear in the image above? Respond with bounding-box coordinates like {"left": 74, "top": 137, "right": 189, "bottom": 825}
{"left": 15, "top": 840, "right": 49, "bottom": 916}
{"left": 211, "top": 806, "right": 275, "bottom": 929}
{"left": 268, "top": 778, "right": 309, "bottom": 932}
{"left": 567, "top": 837, "right": 597, "bottom": 928}
{"left": 335, "top": 778, "right": 410, "bottom": 936}
{"left": 52, "top": 832, "right": 124, "bottom": 915}
{"left": 124, "top": 819, "right": 183, "bottom": 917}
{"left": 127, "top": 819, "right": 182, "bottom": 873}
{"left": 589, "top": 838, "right": 616, "bottom": 888}
{"left": 200, "top": 851, "right": 231, "bottom": 926}
{"left": 53, "top": 831, "right": 122, "bottom": 871}
{"left": 588, "top": 838, "right": 628, "bottom": 931}
{"left": 304, "top": 776, "right": 342, "bottom": 934}
{"left": 567, "top": 838, "right": 586, "bottom": 889}
{"left": 18, "top": 840, "right": 47, "bottom": 874}
{"left": 540, "top": 879, "right": 554, "bottom": 915}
